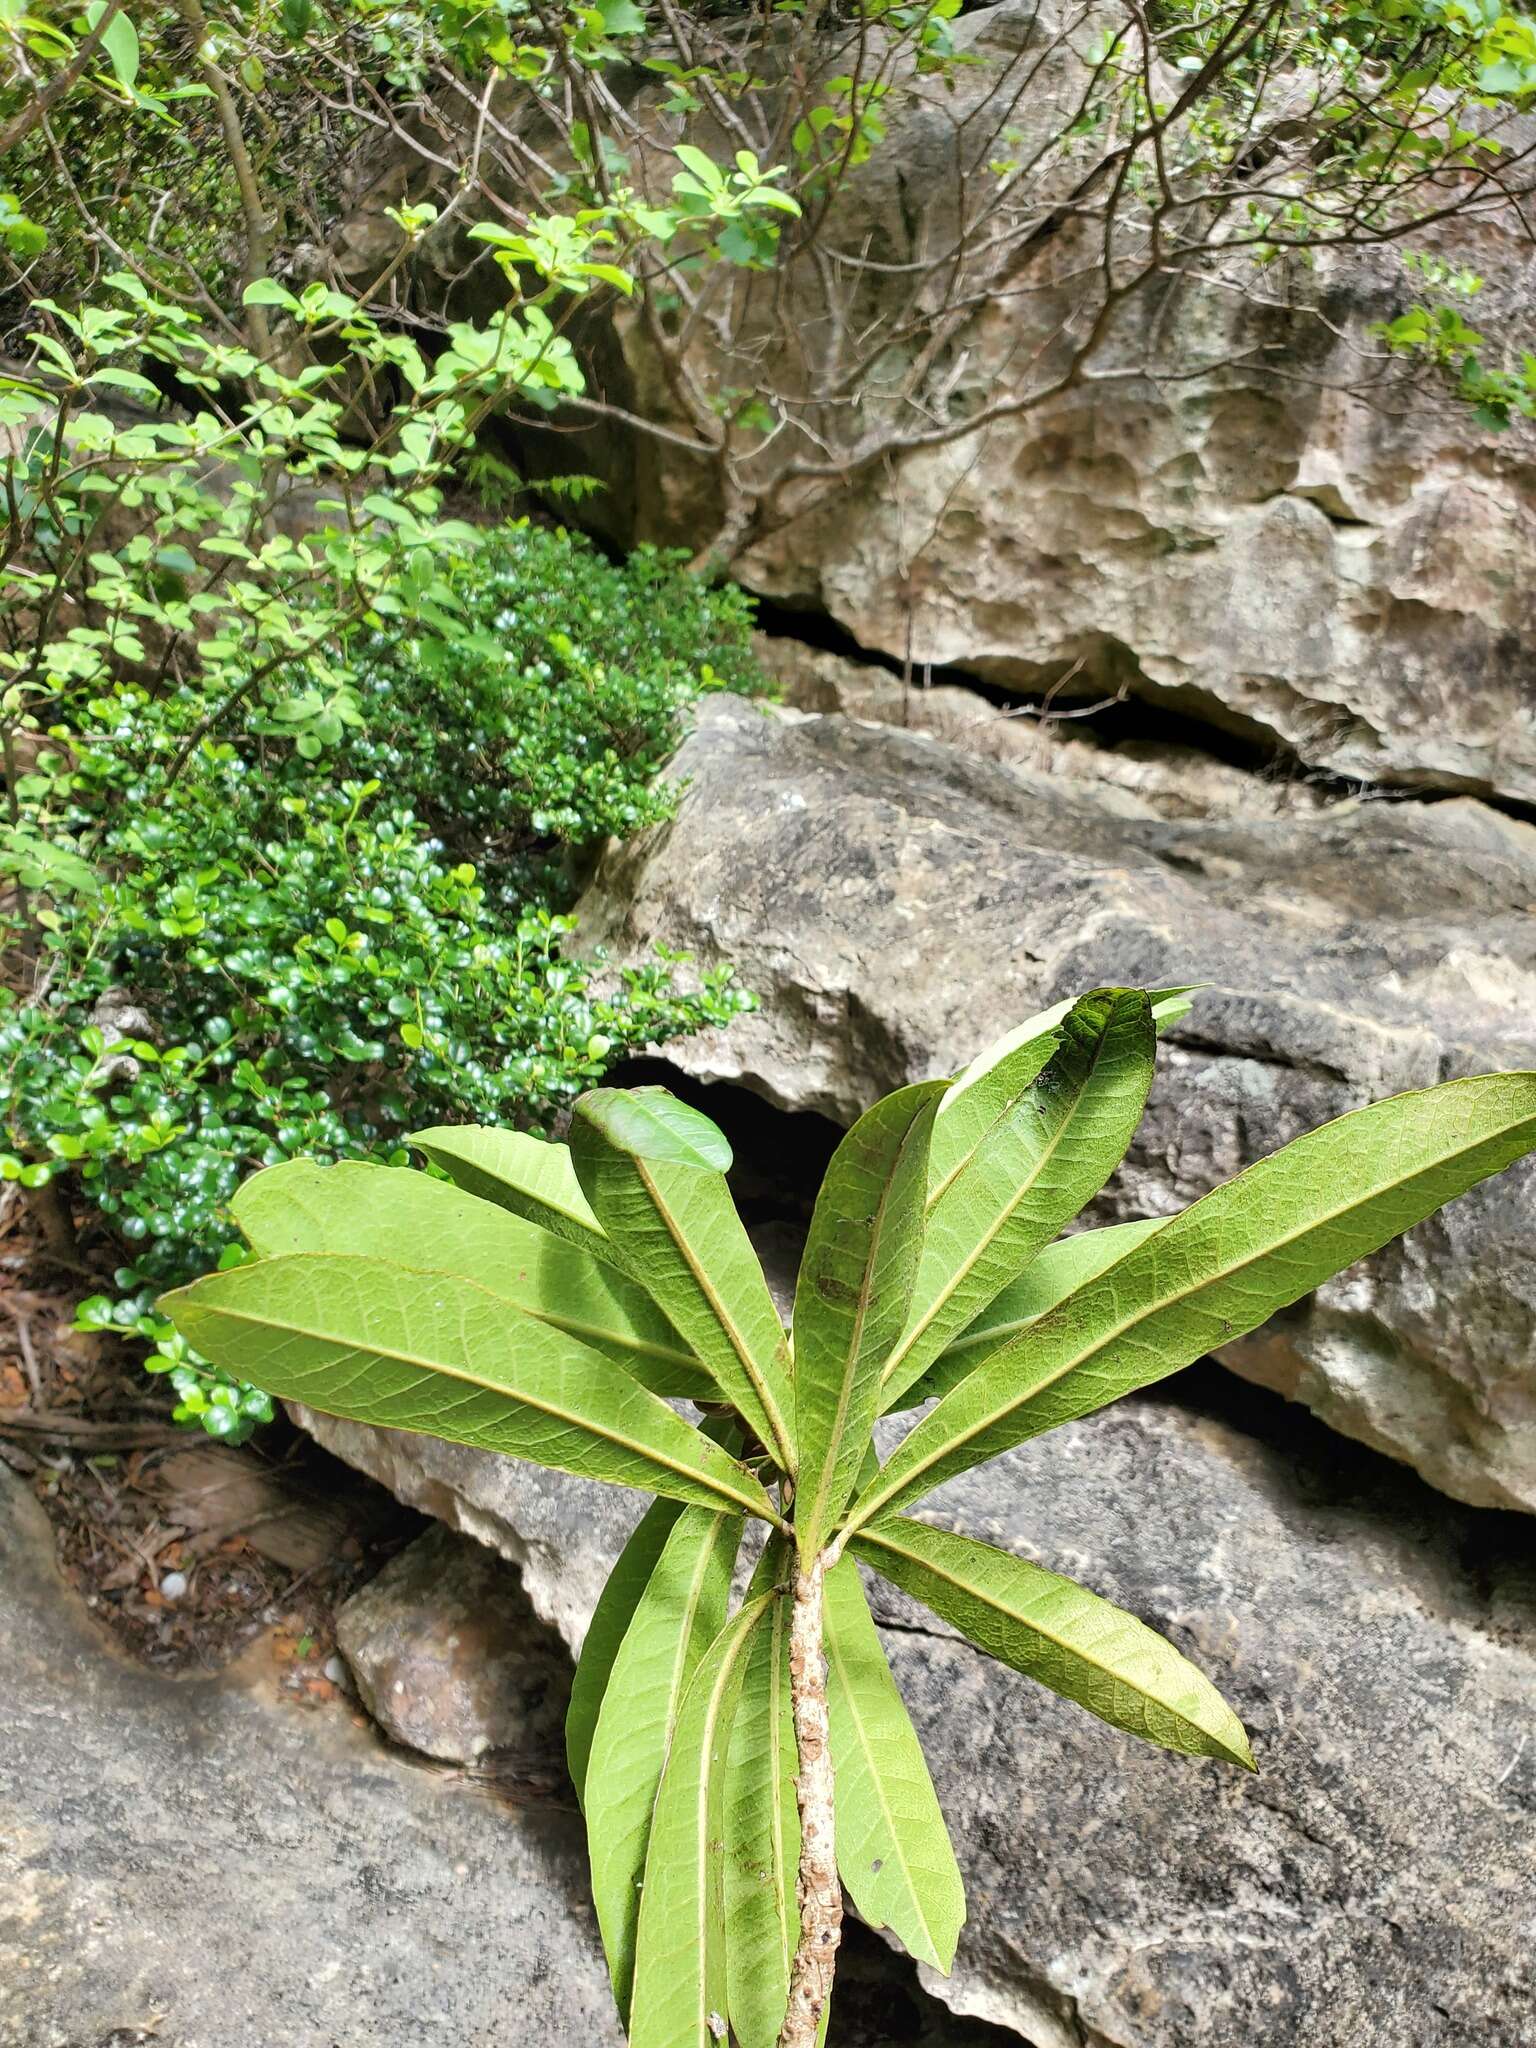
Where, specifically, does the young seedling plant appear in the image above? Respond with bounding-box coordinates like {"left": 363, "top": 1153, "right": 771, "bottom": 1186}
{"left": 162, "top": 987, "right": 1536, "bottom": 2047}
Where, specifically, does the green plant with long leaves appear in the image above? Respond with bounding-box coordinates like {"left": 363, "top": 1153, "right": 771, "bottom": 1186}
{"left": 161, "top": 986, "right": 1536, "bottom": 2046}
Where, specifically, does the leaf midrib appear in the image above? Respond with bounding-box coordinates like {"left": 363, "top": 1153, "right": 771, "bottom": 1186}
{"left": 881, "top": 1029, "right": 1115, "bottom": 1395}
{"left": 799, "top": 1099, "right": 926, "bottom": 1551}
{"left": 187, "top": 1288, "right": 767, "bottom": 1519}
{"left": 637, "top": 1156, "right": 796, "bottom": 1472}
{"left": 827, "top": 1594, "right": 945, "bottom": 1960}
{"left": 855, "top": 1110, "right": 1532, "bottom": 1529}
{"left": 681, "top": 1599, "right": 771, "bottom": 2046}
{"left": 856, "top": 1524, "right": 1239, "bottom": 1755}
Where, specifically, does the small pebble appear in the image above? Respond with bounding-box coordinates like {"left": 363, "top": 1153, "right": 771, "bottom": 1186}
{"left": 324, "top": 1655, "right": 347, "bottom": 1686}
{"left": 160, "top": 1571, "right": 188, "bottom": 1601}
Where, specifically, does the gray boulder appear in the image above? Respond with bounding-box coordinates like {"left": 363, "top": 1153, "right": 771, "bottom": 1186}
{"left": 296, "top": 1374, "right": 1536, "bottom": 2048}
{"left": 336, "top": 1521, "right": 572, "bottom": 1765}
{"left": 577, "top": 695, "right": 1536, "bottom": 1515}
{"left": 0, "top": 1471, "right": 621, "bottom": 2048}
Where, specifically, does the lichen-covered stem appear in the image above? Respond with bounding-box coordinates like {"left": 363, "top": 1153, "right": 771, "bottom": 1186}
{"left": 778, "top": 1557, "right": 842, "bottom": 2048}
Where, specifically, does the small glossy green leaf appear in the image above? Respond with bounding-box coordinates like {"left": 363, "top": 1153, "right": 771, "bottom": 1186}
{"left": 793, "top": 1081, "right": 943, "bottom": 1559}
{"left": 879, "top": 989, "right": 1156, "bottom": 1410}
{"left": 587, "top": 1507, "right": 741, "bottom": 2020}
{"left": 572, "top": 1091, "right": 797, "bottom": 1475}
{"left": 408, "top": 1122, "right": 617, "bottom": 1263}
{"left": 893, "top": 1218, "right": 1164, "bottom": 1411}
{"left": 725, "top": 1537, "right": 798, "bottom": 2048}
{"left": 629, "top": 1594, "right": 773, "bottom": 2048}
{"left": 576, "top": 1085, "right": 733, "bottom": 1171}
{"left": 853, "top": 1518, "right": 1253, "bottom": 1768}
{"left": 568, "top": 1498, "right": 683, "bottom": 1808}
{"left": 823, "top": 1556, "right": 964, "bottom": 1973}
{"left": 853, "top": 1071, "right": 1536, "bottom": 1529}
{"left": 232, "top": 1159, "right": 709, "bottom": 1399}
{"left": 160, "top": 1255, "right": 777, "bottom": 1520}
{"left": 86, "top": 0, "right": 138, "bottom": 85}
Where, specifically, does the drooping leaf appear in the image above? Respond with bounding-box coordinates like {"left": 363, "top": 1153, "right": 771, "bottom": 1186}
{"left": 587, "top": 1507, "right": 741, "bottom": 2021}
{"left": 792, "top": 1081, "right": 944, "bottom": 1558}
{"left": 823, "top": 1556, "right": 965, "bottom": 1973}
{"left": 408, "top": 1123, "right": 617, "bottom": 1263}
{"left": 233, "top": 1159, "right": 709, "bottom": 1399}
{"left": 878, "top": 989, "right": 1156, "bottom": 1411}
{"left": 725, "top": 1537, "right": 799, "bottom": 2048}
{"left": 628, "top": 1594, "right": 774, "bottom": 2048}
{"left": 852, "top": 1071, "right": 1536, "bottom": 1529}
{"left": 160, "top": 1255, "right": 777, "bottom": 1521}
{"left": 572, "top": 1089, "right": 797, "bottom": 1476}
{"left": 892, "top": 1218, "right": 1164, "bottom": 1411}
{"left": 568, "top": 1498, "right": 684, "bottom": 1809}
{"left": 853, "top": 1518, "right": 1253, "bottom": 1768}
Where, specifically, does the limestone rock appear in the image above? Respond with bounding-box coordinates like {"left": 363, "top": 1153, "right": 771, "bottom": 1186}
{"left": 336, "top": 1522, "right": 571, "bottom": 1764}
{"left": 0, "top": 1471, "right": 620, "bottom": 2048}
{"left": 759, "top": 636, "right": 1323, "bottom": 820}
{"left": 328, "top": 1, "right": 1536, "bottom": 802}
{"left": 295, "top": 1376, "right": 1536, "bottom": 2048}
{"left": 577, "top": 695, "right": 1536, "bottom": 1514}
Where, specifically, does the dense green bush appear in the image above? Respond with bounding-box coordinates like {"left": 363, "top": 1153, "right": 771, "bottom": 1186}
{"left": 0, "top": 523, "right": 763, "bottom": 1437}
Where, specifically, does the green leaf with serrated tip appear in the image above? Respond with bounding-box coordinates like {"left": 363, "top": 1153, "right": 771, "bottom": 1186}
{"left": 853, "top": 1518, "right": 1253, "bottom": 1768}
{"left": 572, "top": 1092, "right": 797, "bottom": 1476}
{"left": 587, "top": 1507, "right": 741, "bottom": 2021}
{"left": 629, "top": 1594, "right": 773, "bottom": 2048}
{"left": 568, "top": 1498, "right": 684, "bottom": 1809}
{"left": 725, "top": 1537, "right": 799, "bottom": 2048}
{"left": 892, "top": 1218, "right": 1164, "bottom": 1412}
{"left": 160, "top": 1255, "right": 777, "bottom": 1521}
{"left": 823, "top": 1556, "right": 965, "bottom": 1973}
{"left": 576, "top": 1085, "right": 734, "bottom": 1171}
{"left": 793, "top": 1081, "right": 944, "bottom": 1559}
{"left": 407, "top": 1123, "right": 617, "bottom": 1263}
{"left": 879, "top": 989, "right": 1156, "bottom": 1411}
{"left": 232, "top": 1159, "right": 709, "bottom": 1400}
{"left": 852, "top": 1071, "right": 1536, "bottom": 1530}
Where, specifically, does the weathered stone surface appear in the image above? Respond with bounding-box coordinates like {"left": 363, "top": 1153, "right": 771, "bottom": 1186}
{"left": 330, "top": 1, "right": 1536, "bottom": 801}
{"left": 736, "top": 289, "right": 1536, "bottom": 803}
{"left": 0, "top": 1471, "right": 621, "bottom": 2048}
{"left": 578, "top": 695, "right": 1536, "bottom": 1513}
{"left": 296, "top": 1375, "right": 1536, "bottom": 2048}
{"left": 760, "top": 636, "right": 1324, "bottom": 820}
{"left": 336, "top": 1522, "right": 571, "bottom": 1764}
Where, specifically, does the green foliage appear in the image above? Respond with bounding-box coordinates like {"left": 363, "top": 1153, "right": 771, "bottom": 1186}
{"left": 0, "top": 525, "right": 761, "bottom": 1437}
{"left": 160, "top": 989, "right": 1536, "bottom": 2042}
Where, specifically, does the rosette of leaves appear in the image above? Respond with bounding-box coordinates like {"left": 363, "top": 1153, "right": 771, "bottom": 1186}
{"left": 161, "top": 988, "right": 1536, "bottom": 2045}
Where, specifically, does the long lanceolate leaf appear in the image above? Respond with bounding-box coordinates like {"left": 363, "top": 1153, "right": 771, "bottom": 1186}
{"left": 232, "top": 1159, "right": 710, "bottom": 1400}
{"left": 568, "top": 1499, "right": 684, "bottom": 1810}
{"left": 725, "top": 1539, "right": 799, "bottom": 2048}
{"left": 628, "top": 1594, "right": 775, "bottom": 2048}
{"left": 160, "top": 1255, "right": 778, "bottom": 1522}
{"left": 586, "top": 1507, "right": 741, "bottom": 2021}
{"left": 894, "top": 1218, "right": 1164, "bottom": 1412}
{"left": 926, "top": 986, "right": 1192, "bottom": 1209}
{"left": 792, "top": 1082, "right": 944, "bottom": 1559}
{"left": 572, "top": 1089, "right": 798, "bottom": 1475}
{"left": 407, "top": 1122, "right": 618, "bottom": 1264}
{"left": 852, "top": 1072, "right": 1536, "bottom": 1531}
{"left": 823, "top": 1556, "right": 965, "bottom": 1974}
{"left": 878, "top": 990, "right": 1157, "bottom": 1412}
{"left": 853, "top": 1518, "right": 1253, "bottom": 1768}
